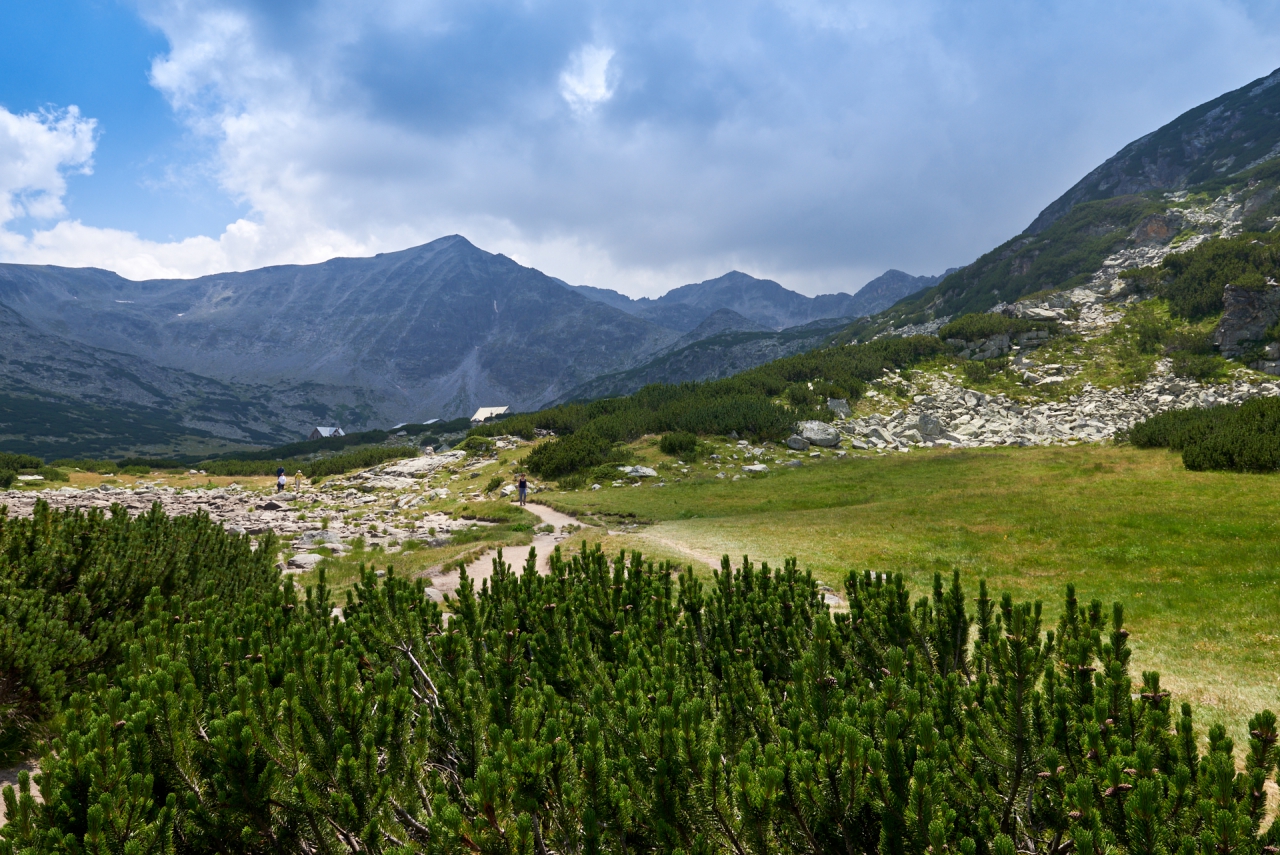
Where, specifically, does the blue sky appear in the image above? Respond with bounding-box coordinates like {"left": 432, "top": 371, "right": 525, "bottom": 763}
{"left": 1, "top": 0, "right": 1279, "bottom": 296}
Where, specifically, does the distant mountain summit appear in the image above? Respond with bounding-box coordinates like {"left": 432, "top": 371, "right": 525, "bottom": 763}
{"left": 0, "top": 237, "right": 682, "bottom": 448}
{"left": 571, "top": 268, "right": 939, "bottom": 331}
{"left": 843, "top": 269, "right": 948, "bottom": 317}
{"left": 1028, "top": 67, "right": 1280, "bottom": 233}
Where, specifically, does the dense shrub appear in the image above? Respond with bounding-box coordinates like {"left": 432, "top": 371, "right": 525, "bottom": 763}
{"left": 50, "top": 458, "right": 119, "bottom": 474}
{"left": 937, "top": 312, "right": 1052, "bottom": 342}
{"left": 0, "top": 453, "right": 42, "bottom": 472}
{"left": 659, "top": 430, "right": 699, "bottom": 457}
{"left": 455, "top": 435, "right": 495, "bottom": 454}
{"left": 1170, "top": 351, "right": 1228, "bottom": 380}
{"left": 1125, "top": 397, "right": 1280, "bottom": 472}
{"left": 524, "top": 430, "right": 615, "bottom": 478}
{"left": 0, "top": 471, "right": 13, "bottom": 490}
{"left": 2, "top": 537, "right": 1277, "bottom": 854}
{"left": 962, "top": 358, "right": 1007, "bottom": 384}
{"left": 1123, "top": 230, "right": 1280, "bottom": 321}
{"left": 0, "top": 501, "right": 278, "bottom": 762}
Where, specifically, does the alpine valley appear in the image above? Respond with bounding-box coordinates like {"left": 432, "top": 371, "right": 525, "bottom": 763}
{"left": 0, "top": 241, "right": 938, "bottom": 457}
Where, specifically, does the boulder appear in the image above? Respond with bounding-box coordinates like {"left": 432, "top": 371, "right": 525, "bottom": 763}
{"left": 741, "top": 464, "right": 769, "bottom": 473}
{"left": 500, "top": 484, "right": 516, "bottom": 496}
{"left": 296, "top": 530, "right": 341, "bottom": 546}
{"left": 618, "top": 466, "right": 658, "bottom": 478}
{"left": 786, "top": 435, "right": 811, "bottom": 451}
{"left": 287, "top": 553, "right": 324, "bottom": 570}
{"left": 383, "top": 451, "right": 466, "bottom": 477}
{"left": 795, "top": 420, "right": 842, "bottom": 447}
{"left": 826, "top": 398, "right": 852, "bottom": 419}
{"left": 917, "top": 412, "right": 942, "bottom": 437}
{"left": 1214, "top": 284, "right": 1280, "bottom": 358}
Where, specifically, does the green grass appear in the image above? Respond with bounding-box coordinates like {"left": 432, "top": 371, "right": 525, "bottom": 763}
{"left": 546, "top": 443, "right": 1280, "bottom": 740}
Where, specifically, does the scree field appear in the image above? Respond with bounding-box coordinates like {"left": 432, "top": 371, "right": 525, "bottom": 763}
{"left": 544, "top": 442, "right": 1280, "bottom": 738}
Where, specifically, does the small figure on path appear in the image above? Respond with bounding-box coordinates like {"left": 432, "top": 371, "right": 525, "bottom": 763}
{"left": 517, "top": 473, "right": 528, "bottom": 506}
{"left": 276, "top": 466, "right": 286, "bottom": 493}
{"left": 294, "top": 470, "right": 304, "bottom": 491}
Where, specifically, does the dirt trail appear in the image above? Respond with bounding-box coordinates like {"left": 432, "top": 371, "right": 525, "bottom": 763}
{"left": 427, "top": 503, "right": 581, "bottom": 598}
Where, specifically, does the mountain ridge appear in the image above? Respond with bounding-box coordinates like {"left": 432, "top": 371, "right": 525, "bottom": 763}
{"left": 1028, "top": 67, "right": 1280, "bottom": 233}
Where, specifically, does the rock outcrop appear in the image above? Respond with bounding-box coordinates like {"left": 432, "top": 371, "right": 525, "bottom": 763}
{"left": 1213, "top": 284, "right": 1280, "bottom": 359}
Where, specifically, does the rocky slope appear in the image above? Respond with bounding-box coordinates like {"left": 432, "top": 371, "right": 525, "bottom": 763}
{"left": 835, "top": 364, "right": 1272, "bottom": 452}
{"left": 853, "top": 66, "right": 1280, "bottom": 338}
{"left": 560, "top": 317, "right": 851, "bottom": 401}
{"left": 1029, "top": 67, "right": 1280, "bottom": 233}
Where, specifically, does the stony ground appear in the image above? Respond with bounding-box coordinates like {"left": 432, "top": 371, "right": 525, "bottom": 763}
{"left": 0, "top": 441, "right": 559, "bottom": 574}
{"left": 837, "top": 361, "right": 1276, "bottom": 452}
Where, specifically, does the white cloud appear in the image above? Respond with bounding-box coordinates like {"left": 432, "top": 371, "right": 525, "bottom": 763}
{"left": 0, "top": 106, "right": 96, "bottom": 224}
{"left": 3, "top": 1, "right": 1280, "bottom": 295}
{"left": 560, "top": 45, "right": 616, "bottom": 115}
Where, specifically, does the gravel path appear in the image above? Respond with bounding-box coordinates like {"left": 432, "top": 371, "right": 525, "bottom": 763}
{"left": 429, "top": 503, "right": 583, "bottom": 598}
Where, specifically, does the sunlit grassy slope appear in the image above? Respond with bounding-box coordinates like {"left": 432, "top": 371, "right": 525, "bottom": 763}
{"left": 546, "top": 443, "right": 1280, "bottom": 738}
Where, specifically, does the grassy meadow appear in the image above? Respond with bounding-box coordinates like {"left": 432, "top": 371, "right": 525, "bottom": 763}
{"left": 545, "top": 442, "right": 1280, "bottom": 739}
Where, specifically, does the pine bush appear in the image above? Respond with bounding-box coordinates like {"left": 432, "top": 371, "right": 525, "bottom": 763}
{"left": 2, "top": 520, "right": 1278, "bottom": 854}
{"left": 1124, "top": 397, "right": 1280, "bottom": 472}
{"left": 0, "top": 501, "right": 278, "bottom": 763}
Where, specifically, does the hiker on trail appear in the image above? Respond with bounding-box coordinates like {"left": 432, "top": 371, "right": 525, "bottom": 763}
{"left": 276, "top": 466, "right": 286, "bottom": 494}
{"left": 294, "top": 470, "right": 303, "bottom": 491}
{"left": 517, "top": 473, "right": 528, "bottom": 506}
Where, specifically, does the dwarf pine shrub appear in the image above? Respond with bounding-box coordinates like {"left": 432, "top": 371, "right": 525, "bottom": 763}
{"left": 1, "top": 508, "right": 1278, "bottom": 854}
{"left": 1125, "top": 397, "right": 1280, "bottom": 472}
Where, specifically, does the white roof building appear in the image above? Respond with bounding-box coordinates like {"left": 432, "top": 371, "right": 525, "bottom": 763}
{"left": 309, "top": 426, "right": 345, "bottom": 440}
{"left": 470, "top": 406, "right": 509, "bottom": 423}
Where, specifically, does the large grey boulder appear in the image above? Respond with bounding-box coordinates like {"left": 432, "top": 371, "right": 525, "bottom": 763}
{"left": 741, "top": 463, "right": 769, "bottom": 473}
{"left": 917, "top": 412, "right": 942, "bottom": 437}
{"left": 296, "top": 530, "right": 341, "bottom": 546}
{"left": 826, "top": 398, "right": 852, "bottom": 418}
{"left": 287, "top": 553, "right": 325, "bottom": 570}
{"left": 1214, "top": 284, "right": 1280, "bottom": 358}
{"left": 618, "top": 465, "right": 658, "bottom": 478}
{"left": 786, "top": 435, "right": 811, "bottom": 451}
{"left": 795, "top": 420, "right": 842, "bottom": 447}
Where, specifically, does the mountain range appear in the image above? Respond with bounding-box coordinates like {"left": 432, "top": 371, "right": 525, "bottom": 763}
{"left": 9, "top": 63, "right": 1280, "bottom": 460}
{"left": 567, "top": 269, "right": 940, "bottom": 332}
{"left": 0, "top": 243, "right": 937, "bottom": 457}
